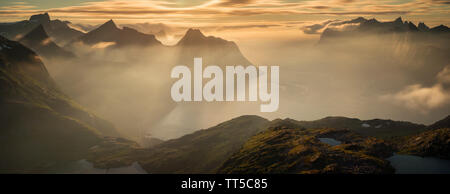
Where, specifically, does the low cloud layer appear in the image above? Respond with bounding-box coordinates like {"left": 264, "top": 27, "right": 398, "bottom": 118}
{"left": 382, "top": 65, "right": 450, "bottom": 113}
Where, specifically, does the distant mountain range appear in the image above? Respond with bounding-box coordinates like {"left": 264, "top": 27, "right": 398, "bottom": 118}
{"left": 0, "top": 13, "right": 253, "bottom": 68}
{"left": 73, "top": 19, "right": 162, "bottom": 48}
{"left": 320, "top": 16, "right": 450, "bottom": 43}
{"left": 0, "top": 13, "right": 84, "bottom": 45}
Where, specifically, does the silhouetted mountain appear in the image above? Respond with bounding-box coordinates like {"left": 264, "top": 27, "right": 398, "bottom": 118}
{"left": 319, "top": 16, "right": 450, "bottom": 44}
{"left": 318, "top": 16, "right": 450, "bottom": 88}
{"left": 74, "top": 19, "right": 162, "bottom": 48}
{"left": 176, "top": 28, "right": 252, "bottom": 66}
{"left": 29, "top": 13, "right": 50, "bottom": 23}
{"left": 217, "top": 119, "right": 395, "bottom": 174}
{"left": 19, "top": 25, "right": 74, "bottom": 58}
{"left": 290, "top": 116, "right": 426, "bottom": 139}
{"left": 429, "top": 25, "right": 450, "bottom": 33}
{"left": 89, "top": 115, "right": 269, "bottom": 173}
{"left": 0, "top": 13, "right": 84, "bottom": 45}
{"left": 0, "top": 36, "right": 120, "bottom": 172}
{"left": 418, "top": 22, "right": 430, "bottom": 31}
{"left": 120, "top": 22, "right": 172, "bottom": 41}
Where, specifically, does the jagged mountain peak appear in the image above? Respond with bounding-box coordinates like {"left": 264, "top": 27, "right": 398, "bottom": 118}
{"left": 177, "top": 28, "right": 228, "bottom": 46}
{"left": 394, "top": 16, "right": 403, "bottom": 24}
{"left": 352, "top": 17, "right": 368, "bottom": 23}
{"left": 98, "top": 19, "right": 119, "bottom": 31}
{"left": 184, "top": 28, "right": 206, "bottom": 39}
{"left": 418, "top": 22, "right": 430, "bottom": 31}
{"left": 29, "top": 12, "right": 50, "bottom": 23}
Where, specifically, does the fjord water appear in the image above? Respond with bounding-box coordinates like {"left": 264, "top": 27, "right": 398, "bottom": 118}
{"left": 319, "top": 138, "right": 450, "bottom": 174}
{"left": 387, "top": 154, "right": 450, "bottom": 174}
{"left": 318, "top": 138, "right": 342, "bottom": 146}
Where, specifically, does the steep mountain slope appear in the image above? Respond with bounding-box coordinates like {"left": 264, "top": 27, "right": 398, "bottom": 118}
{"left": 0, "top": 13, "right": 83, "bottom": 45}
{"left": 175, "top": 29, "right": 252, "bottom": 66}
{"left": 19, "top": 25, "right": 74, "bottom": 59}
{"left": 89, "top": 115, "right": 269, "bottom": 173}
{"left": 0, "top": 36, "right": 119, "bottom": 172}
{"left": 74, "top": 20, "right": 162, "bottom": 48}
{"left": 289, "top": 116, "right": 426, "bottom": 139}
{"left": 217, "top": 119, "right": 395, "bottom": 174}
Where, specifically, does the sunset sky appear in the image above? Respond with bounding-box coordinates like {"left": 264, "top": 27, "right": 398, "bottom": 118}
{"left": 0, "top": 0, "right": 449, "bottom": 26}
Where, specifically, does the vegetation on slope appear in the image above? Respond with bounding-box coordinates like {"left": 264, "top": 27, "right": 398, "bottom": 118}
{"left": 217, "top": 119, "right": 395, "bottom": 174}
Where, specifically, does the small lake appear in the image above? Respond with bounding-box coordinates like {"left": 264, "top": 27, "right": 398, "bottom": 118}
{"left": 318, "top": 138, "right": 342, "bottom": 146}
{"left": 387, "top": 154, "right": 450, "bottom": 174}
{"left": 318, "top": 138, "right": 450, "bottom": 174}
{"left": 53, "top": 159, "right": 147, "bottom": 174}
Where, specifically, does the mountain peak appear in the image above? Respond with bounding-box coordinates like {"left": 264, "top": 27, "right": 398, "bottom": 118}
{"left": 184, "top": 28, "right": 206, "bottom": 39}
{"left": 98, "top": 19, "right": 119, "bottom": 31}
{"left": 29, "top": 13, "right": 50, "bottom": 23}
{"left": 176, "top": 28, "right": 209, "bottom": 46}
{"left": 394, "top": 17, "right": 403, "bottom": 24}
{"left": 352, "top": 17, "right": 367, "bottom": 23}
{"left": 418, "top": 22, "right": 429, "bottom": 31}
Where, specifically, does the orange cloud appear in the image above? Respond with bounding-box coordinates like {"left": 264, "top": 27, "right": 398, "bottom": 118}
{"left": 0, "top": 0, "right": 448, "bottom": 24}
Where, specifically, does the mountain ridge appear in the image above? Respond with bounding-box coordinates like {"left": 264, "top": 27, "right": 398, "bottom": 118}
{"left": 74, "top": 19, "right": 162, "bottom": 48}
{"left": 0, "top": 12, "right": 84, "bottom": 45}
{"left": 19, "top": 25, "right": 74, "bottom": 58}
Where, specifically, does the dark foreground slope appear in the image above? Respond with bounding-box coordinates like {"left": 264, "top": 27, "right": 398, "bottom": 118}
{"left": 87, "top": 115, "right": 448, "bottom": 174}
{"left": 89, "top": 115, "right": 269, "bottom": 173}
{"left": 217, "top": 119, "right": 395, "bottom": 174}
{"left": 0, "top": 36, "right": 119, "bottom": 172}
{"left": 397, "top": 115, "right": 450, "bottom": 159}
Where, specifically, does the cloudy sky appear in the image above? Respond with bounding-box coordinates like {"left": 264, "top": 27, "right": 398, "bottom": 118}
{"left": 0, "top": 0, "right": 449, "bottom": 26}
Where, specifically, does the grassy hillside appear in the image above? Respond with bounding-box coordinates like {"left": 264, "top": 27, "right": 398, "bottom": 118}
{"left": 217, "top": 119, "right": 395, "bottom": 174}
{"left": 397, "top": 128, "right": 450, "bottom": 159}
